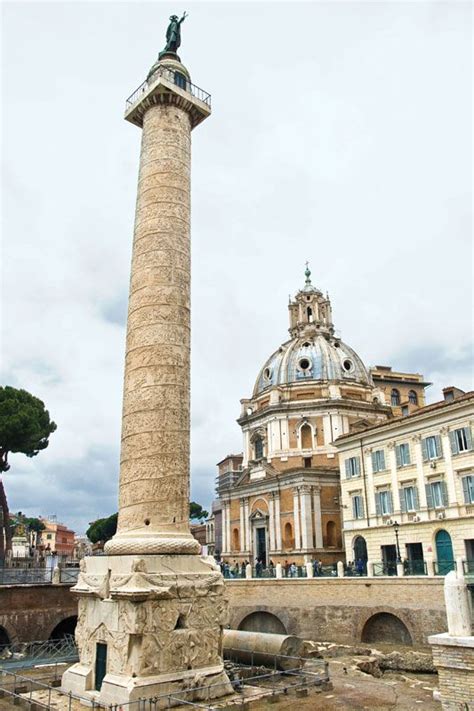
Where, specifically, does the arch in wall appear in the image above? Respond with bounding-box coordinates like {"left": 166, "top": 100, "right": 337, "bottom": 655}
{"left": 232, "top": 527, "right": 240, "bottom": 551}
{"left": 238, "top": 611, "right": 287, "bottom": 635}
{"left": 0, "top": 626, "right": 10, "bottom": 647}
{"left": 353, "top": 535, "right": 368, "bottom": 563}
{"left": 326, "top": 521, "right": 336, "bottom": 547}
{"left": 361, "top": 612, "right": 412, "bottom": 645}
{"left": 283, "top": 521, "right": 294, "bottom": 550}
{"left": 49, "top": 616, "right": 78, "bottom": 641}
{"left": 300, "top": 423, "right": 313, "bottom": 449}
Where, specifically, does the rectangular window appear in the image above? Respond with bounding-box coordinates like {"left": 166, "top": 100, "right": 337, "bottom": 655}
{"left": 450, "top": 427, "right": 472, "bottom": 455}
{"left": 304, "top": 457, "right": 312, "bottom": 468}
{"left": 345, "top": 456, "right": 361, "bottom": 479}
{"left": 404, "top": 486, "right": 416, "bottom": 511}
{"left": 422, "top": 435, "right": 442, "bottom": 461}
{"left": 462, "top": 475, "right": 474, "bottom": 504}
{"left": 46, "top": 534, "right": 52, "bottom": 540}
{"left": 375, "top": 490, "right": 393, "bottom": 516}
{"left": 396, "top": 443, "right": 411, "bottom": 467}
{"left": 352, "top": 495, "right": 365, "bottom": 519}
{"left": 425, "top": 480, "right": 448, "bottom": 508}
{"left": 371, "top": 449, "right": 386, "bottom": 473}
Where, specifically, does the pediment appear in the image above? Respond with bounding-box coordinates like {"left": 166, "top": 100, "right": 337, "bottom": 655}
{"left": 249, "top": 508, "right": 268, "bottom": 521}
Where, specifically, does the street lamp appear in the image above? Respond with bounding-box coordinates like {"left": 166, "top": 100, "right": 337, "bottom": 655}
{"left": 393, "top": 520, "right": 402, "bottom": 563}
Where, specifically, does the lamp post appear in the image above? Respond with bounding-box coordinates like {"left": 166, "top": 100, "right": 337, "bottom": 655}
{"left": 393, "top": 520, "right": 402, "bottom": 563}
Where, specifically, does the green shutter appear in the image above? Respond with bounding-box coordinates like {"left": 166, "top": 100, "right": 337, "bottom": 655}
{"left": 375, "top": 492, "right": 381, "bottom": 516}
{"left": 355, "top": 456, "right": 361, "bottom": 476}
{"left": 371, "top": 451, "right": 377, "bottom": 472}
{"left": 441, "top": 480, "right": 448, "bottom": 506}
{"left": 425, "top": 483, "right": 434, "bottom": 509}
{"left": 345, "top": 459, "right": 350, "bottom": 479}
{"left": 352, "top": 497, "right": 357, "bottom": 518}
{"left": 465, "top": 427, "right": 473, "bottom": 451}
{"left": 399, "top": 489, "right": 407, "bottom": 513}
{"left": 387, "top": 490, "right": 393, "bottom": 514}
{"left": 435, "top": 435, "right": 442, "bottom": 458}
{"left": 461, "top": 477, "right": 470, "bottom": 504}
{"left": 405, "top": 444, "right": 411, "bottom": 465}
{"left": 395, "top": 445, "right": 402, "bottom": 467}
{"left": 422, "top": 438, "right": 429, "bottom": 462}
{"left": 413, "top": 486, "right": 419, "bottom": 510}
{"left": 360, "top": 496, "right": 365, "bottom": 518}
{"left": 449, "top": 430, "right": 458, "bottom": 455}
{"left": 380, "top": 451, "right": 386, "bottom": 470}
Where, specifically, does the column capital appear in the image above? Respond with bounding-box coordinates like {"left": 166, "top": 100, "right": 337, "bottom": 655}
{"left": 386, "top": 441, "right": 396, "bottom": 450}
{"left": 363, "top": 447, "right": 372, "bottom": 455}
{"left": 411, "top": 434, "right": 422, "bottom": 443}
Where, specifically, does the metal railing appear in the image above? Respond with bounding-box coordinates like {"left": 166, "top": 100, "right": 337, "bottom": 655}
{"left": 434, "top": 560, "right": 456, "bottom": 576}
{"left": 126, "top": 65, "right": 211, "bottom": 112}
{"left": 403, "top": 560, "right": 427, "bottom": 576}
{"left": 463, "top": 560, "right": 474, "bottom": 575}
{"left": 59, "top": 567, "right": 79, "bottom": 584}
{"left": 373, "top": 561, "right": 398, "bottom": 577}
{"left": 0, "top": 647, "right": 330, "bottom": 710}
{"left": 0, "top": 635, "right": 78, "bottom": 670}
{"left": 0, "top": 567, "right": 53, "bottom": 585}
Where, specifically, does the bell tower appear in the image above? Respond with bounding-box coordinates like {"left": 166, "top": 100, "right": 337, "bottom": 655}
{"left": 288, "top": 264, "right": 334, "bottom": 338}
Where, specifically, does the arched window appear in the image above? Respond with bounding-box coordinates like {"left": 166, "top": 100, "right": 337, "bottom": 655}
{"left": 408, "top": 390, "right": 418, "bottom": 405}
{"left": 283, "top": 522, "right": 294, "bottom": 550}
{"left": 232, "top": 528, "right": 240, "bottom": 551}
{"left": 306, "top": 306, "right": 313, "bottom": 322}
{"left": 391, "top": 389, "right": 400, "bottom": 406}
{"left": 254, "top": 436, "right": 264, "bottom": 460}
{"left": 300, "top": 423, "right": 313, "bottom": 449}
{"left": 326, "top": 521, "right": 337, "bottom": 547}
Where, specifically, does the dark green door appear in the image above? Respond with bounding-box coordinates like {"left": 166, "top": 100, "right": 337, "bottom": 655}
{"left": 95, "top": 643, "right": 107, "bottom": 691}
{"left": 435, "top": 530, "right": 455, "bottom": 574}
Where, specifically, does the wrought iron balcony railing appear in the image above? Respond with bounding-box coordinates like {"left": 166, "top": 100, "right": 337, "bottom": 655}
{"left": 126, "top": 65, "right": 211, "bottom": 112}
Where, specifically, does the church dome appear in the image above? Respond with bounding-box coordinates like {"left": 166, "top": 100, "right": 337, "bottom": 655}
{"left": 253, "top": 267, "right": 372, "bottom": 396}
{"left": 253, "top": 335, "right": 371, "bottom": 396}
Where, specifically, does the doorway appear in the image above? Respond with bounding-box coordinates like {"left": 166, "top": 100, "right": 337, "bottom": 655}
{"left": 95, "top": 643, "right": 107, "bottom": 691}
{"left": 256, "top": 527, "right": 267, "bottom": 566}
{"left": 354, "top": 536, "right": 368, "bottom": 563}
{"left": 435, "top": 530, "right": 455, "bottom": 574}
{"left": 381, "top": 544, "right": 397, "bottom": 576}
{"left": 405, "top": 542, "right": 424, "bottom": 574}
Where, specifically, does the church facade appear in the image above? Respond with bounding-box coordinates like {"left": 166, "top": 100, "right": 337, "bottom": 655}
{"left": 212, "top": 268, "right": 428, "bottom": 566}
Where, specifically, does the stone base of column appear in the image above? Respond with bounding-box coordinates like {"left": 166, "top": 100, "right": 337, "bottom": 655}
{"left": 62, "top": 554, "right": 232, "bottom": 706}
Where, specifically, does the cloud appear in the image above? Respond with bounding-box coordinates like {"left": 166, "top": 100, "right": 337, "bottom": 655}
{"left": 1, "top": 2, "right": 472, "bottom": 533}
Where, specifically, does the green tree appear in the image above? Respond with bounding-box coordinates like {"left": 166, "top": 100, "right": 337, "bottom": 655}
{"left": 0, "top": 386, "right": 57, "bottom": 558}
{"left": 189, "top": 501, "right": 209, "bottom": 522}
{"left": 86, "top": 513, "right": 118, "bottom": 544}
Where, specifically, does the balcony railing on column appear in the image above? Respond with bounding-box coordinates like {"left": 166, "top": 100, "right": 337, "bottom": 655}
{"left": 126, "top": 66, "right": 211, "bottom": 112}
{"left": 434, "top": 560, "right": 456, "bottom": 576}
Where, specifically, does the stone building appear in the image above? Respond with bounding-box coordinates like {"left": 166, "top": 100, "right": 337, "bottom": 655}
{"left": 38, "top": 518, "right": 75, "bottom": 560}
{"left": 336, "top": 387, "right": 474, "bottom": 573}
{"left": 213, "top": 268, "right": 421, "bottom": 566}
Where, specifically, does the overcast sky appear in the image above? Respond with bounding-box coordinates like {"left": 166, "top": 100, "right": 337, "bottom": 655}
{"left": 1, "top": 1, "right": 472, "bottom": 534}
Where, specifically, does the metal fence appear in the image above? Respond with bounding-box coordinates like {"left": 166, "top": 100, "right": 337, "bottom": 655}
{"left": 434, "top": 560, "right": 456, "bottom": 576}
{"left": 126, "top": 65, "right": 211, "bottom": 112}
{"left": 0, "top": 568, "right": 53, "bottom": 585}
{"left": 372, "top": 561, "right": 398, "bottom": 577}
{"left": 0, "top": 649, "right": 330, "bottom": 710}
{"left": 403, "top": 560, "right": 427, "bottom": 576}
{"left": 0, "top": 636, "right": 78, "bottom": 671}
{"left": 463, "top": 560, "right": 474, "bottom": 575}
{"left": 59, "top": 568, "right": 79, "bottom": 584}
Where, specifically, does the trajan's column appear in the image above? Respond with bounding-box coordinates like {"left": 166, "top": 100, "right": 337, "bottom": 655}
{"left": 63, "top": 14, "right": 231, "bottom": 706}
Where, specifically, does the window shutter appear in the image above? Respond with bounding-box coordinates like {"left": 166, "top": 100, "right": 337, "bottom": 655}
{"left": 360, "top": 496, "right": 365, "bottom": 519}
{"left": 375, "top": 492, "right": 381, "bottom": 516}
{"left": 421, "top": 438, "right": 429, "bottom": 462}
{"left": 449, "top": 430, "right": 458, "bottom": 455}
{"left": 405, "top": 445, "right": 411, "bottom": 465}
{"left": 387, "top": 490, "right": 393, "bottom": 514}
{"left": 395, "top": 445, "right": 402, "bottom": 467}
{"left": 380, "top": 451, "right": 386, "bottom": 470}
{"left": 352, "top": 497, "right": 357, "bottom": 518}
{"left": 425, "top": 483, "right": 434, "bottom": 509}
{"left": 441, "top": 480, "right": 448, "bottom": 506}
{"left": 345, "top": 459, "right": 350, "bottom": 479}
{"left": 355, "top": 456, "right": 361, "bottom": 476}
{"left": 399, "top": 489, "right": 407, "bottom": 513}
{"left": 371, "top": 451, "right": 377, "bottom": 472}
{"left": 413, "top": 486, "right": 419, "bottom": 510}
{"left": 435, "top": 435, "right": 442, "bottom": 458}
{"left": 465, "top": 427, "right": 473, "bottom": 451}
{"left": 461, "top": 477, "right": 470, "bottom": 504}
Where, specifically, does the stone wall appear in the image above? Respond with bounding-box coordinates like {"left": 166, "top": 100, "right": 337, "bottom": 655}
{"left": 0, "top": 585, "right": 77, "bottom": 643}
{"left": 226, "top": 577, "right": 447, "bottom": 645}
{"left": 429, "top": 635, "right": 474, "bottom": 710}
